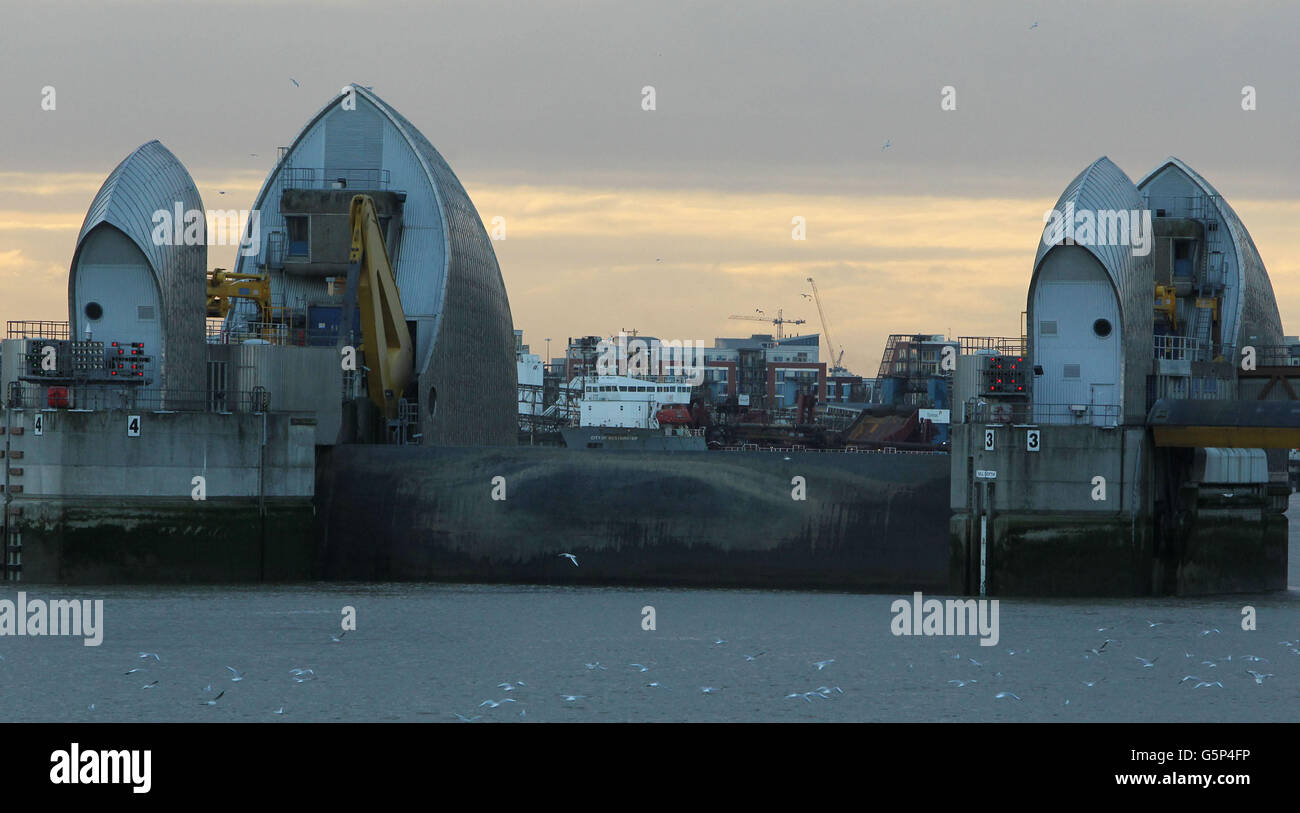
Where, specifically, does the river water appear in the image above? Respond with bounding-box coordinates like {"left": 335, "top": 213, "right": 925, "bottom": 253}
{"left": 2, "top": 500, "right": 1297, "bottom": 723}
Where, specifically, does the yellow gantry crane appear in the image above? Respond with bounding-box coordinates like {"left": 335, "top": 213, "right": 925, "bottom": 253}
{"left": 341, "top": 194, "right": 413, "bottom": 421}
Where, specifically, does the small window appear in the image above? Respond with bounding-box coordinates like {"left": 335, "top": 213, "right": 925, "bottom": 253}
{"left": 84, "top": 302, "right": 103, "bottom": 321}
{"left": 1064, "top": 364, "right": 1081, "bottom": 378}
{"left": 286, "top": 216, "right": 309, "bottom": 257}
{"left": 1093, "top": 318, "right": 1113, "bottom": 338}
{"left": 1040, "top": 320, "right": 1057, "bottom": 335}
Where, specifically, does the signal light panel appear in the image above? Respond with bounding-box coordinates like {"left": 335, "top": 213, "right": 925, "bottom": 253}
{"left": 984, "top": 355, "right": 1027, "bottom": 396}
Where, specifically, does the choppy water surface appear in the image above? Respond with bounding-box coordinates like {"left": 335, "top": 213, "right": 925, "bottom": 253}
{"left": 2, "top": 501, "right": 1298, "bottom": 723}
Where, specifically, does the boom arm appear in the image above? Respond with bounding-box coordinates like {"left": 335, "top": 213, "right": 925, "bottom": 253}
{"left": 340, "top": 194, "right": 413, "bottom": 421}
{"left": 806, "top": 277, "right": 844, "bottom": 373}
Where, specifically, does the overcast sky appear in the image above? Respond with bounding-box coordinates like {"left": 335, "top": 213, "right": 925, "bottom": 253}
{"left": 3, "top": 0, "right": 1299, "bottom": 368}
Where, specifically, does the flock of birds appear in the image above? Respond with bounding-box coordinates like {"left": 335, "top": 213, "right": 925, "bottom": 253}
{"left": 929, "top": 619, "right": 1297, "bottom": 710}
{"left": 438, "top": 614, "right": 1294, "bottom": 721}
{"left": 43, "top": 599, "right": 1298, "bottom": 721}
{"left": 78, "top": 629, "right": 349, "bottom": 718}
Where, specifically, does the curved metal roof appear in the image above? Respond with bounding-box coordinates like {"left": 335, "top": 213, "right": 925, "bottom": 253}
{"left": 1136, "top": 157, "right": 1283, "bottom": 348}
{"left": 1032, "top": 156, "right": 1148, "bottom": 311}
{"left": 70, "top": 140, "right": 207, "bottom": 392}
{"left": 74, "top": 139, "right": 205, "bottom": 276}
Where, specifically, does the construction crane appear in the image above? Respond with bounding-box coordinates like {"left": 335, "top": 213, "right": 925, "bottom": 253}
{"left": 728, "top": 308, "right": 806, "bottom": 340}
{"left": 806, "top": 277, "right": 846, "bottom": 374}
{"left": 339, "top": 194, "right": 413, "bottom": 422}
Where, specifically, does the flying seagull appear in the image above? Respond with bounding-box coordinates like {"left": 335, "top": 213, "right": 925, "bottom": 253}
{"left": 713, "top": 638, "right": 727, "bottom": 646}
{"left": 559, "top": 694, "right": 586, "bottom": 702}
{"left": 628, "top": 664, "right": 649, "bottom": 672}
{"left": 199, "top": 690, "right": 225, "bottom": 707}
{"left": 1246, "top": 670, "right": 1273, "bottom": 684}
{"left": 290, "top": 78, "right": 300, "bottom": 87}
{"left": 1194, "top": 681, "right": 1223, "bottom": 688}
{"left": 331, "top": 631, "right": 347, "bottom": 643}
{"left": 479, "top": 698, "right": 517, "bottom": 708}
{"left": 559, "top": 553, "right": 578, "bottom": 567}
{"left": 453, "top": 713, "right": 481, "bottom": 722}
{"left": 1135, "top": 657, "right": 1158, "bottom": 668}
{"left": 700, "top": 687, "right": 718, "bottom": 694}
{"left": 142, "top": 680, "right": 159, "bottom": 689}
{"left": 124, "top": 668, "right": 144, "bottom": 675}
{"left": 813, "top": 659, "right": 835, "bottom": 670}
{"left": 226, "top": 666, "right": 245, "bottom": 682}
{"left": 138, "top": 652, "right": 160, "bottom": 662}
{"left": 995, "top": 692, "right": 1022, "bottom": 700}
{"left": 744, "top": 652, "right": 765, "bottom": 662}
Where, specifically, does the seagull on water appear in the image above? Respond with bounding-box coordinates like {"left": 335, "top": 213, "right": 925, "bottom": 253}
{"left": 479, "top": 698, "right": 517, "bottom": 708}
{"left": 646, "top": 682, "right": 661, "bottom": 688}
{"left": 813, "top": 659, "right": 835, "bottom": 670}
{"left": 142, "top": 680, "right": 159, "bottom": 689}
{"left": 1194, "top": 681, "right": 1223, "bottom": 689}
{"left": 227, "top": 666, "right": 245, "bottom": 682}
{"left": 628, "top": 664, "right": 648, "bottom": 672}
{"left": 498, "top": 682, "right": 520, "bottom": 691}
{"left": 713, "top": 639, "right": 727, "bottom": 646}
{"left": 968, "top": 657, "right": 983, "bottom": 667}
{"left": 559, "top": 553, "right": 578, "bottom": 567}
{"left": 125, "top": 668, "right": 145, "bottom": 675}
{"left": 995, "top": 692, "right": 1021, "bottom": 700}
{"left": 744, "top": 652, "right": 765, "bottom": 662}
{"left": 138, "top": 652, "right": 160, "bottom": 662}
{"left": 1147, "top": 621, "right": 1164, "bottom": 628}
{"left": 1135, "top": 657, "right": 1158, "bottom": 668}
{"left": 948, "top": 679, "right": 973, "bottom": 688}
{"left": 1242, "top": 655, "right": 1268, "bottom": 663}
{"left": 559, "top": 694, "right": 586, "bottom": 702}
{"left": 330, "top": 631, "right": 347, "bottom": 643}
{"left": 199, "top": 690, "right": 225, "bottom": 706}
{"left": 1081, "top": 679, "right": 1103, "bottom": 688}
{"left": 700, "top": 687, "right": 718, "bottom": 694}
{"left": 1246, "top": 670, "right": 1273, "bottom": 684}
{"left": 585, "top": 662, "right": 606, "bottom": 671}
{"left": 274, "top": 706, "right": 286, "bottom": 715}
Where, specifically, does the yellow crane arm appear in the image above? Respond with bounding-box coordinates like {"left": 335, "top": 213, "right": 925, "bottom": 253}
{"left": 345, "top": 194, "right": 413, "bottom": 420}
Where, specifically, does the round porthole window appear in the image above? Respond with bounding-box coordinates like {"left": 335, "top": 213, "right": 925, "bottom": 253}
{"left": 84, "top": 302, "right": 104, "bottom": 321}
{"left": 1093, "top": 318, "right": 1112, "bottom": 338}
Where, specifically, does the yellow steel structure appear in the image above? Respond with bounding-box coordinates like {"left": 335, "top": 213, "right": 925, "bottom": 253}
{"left": 346, "top": 194, "right": 413, "bottom": 420}
{"left": 1154, "top": 284, "right": 1177, "bottom": 329}
{"left": 206, "top": 268, "right": 271, "bottom": 319}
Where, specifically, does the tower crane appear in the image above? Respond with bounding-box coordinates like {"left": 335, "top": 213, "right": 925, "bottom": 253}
{"left": 806, "top": 277, "right": 846, "bottom": 374}
{"left": 727, "top": 308, "right": 806, "bottom": 340}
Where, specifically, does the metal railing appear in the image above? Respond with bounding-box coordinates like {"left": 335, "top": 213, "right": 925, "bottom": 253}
{"left": 959, "top": 336, "right": 1025, "bottom": 356}
{"left": 1153, "top": 334, "right": 1207, "bottom": 362}
{"left": 964, "top": 400, "right": 1121, "bottom": 426}
{"left": 6, "top": 321, "right": 69, "bottom": 340}
{"left": 5, "top": 382, "right": 269, "bottom": 413}
{"left": 281, "top": 167, "right": 392, "bottom": 191}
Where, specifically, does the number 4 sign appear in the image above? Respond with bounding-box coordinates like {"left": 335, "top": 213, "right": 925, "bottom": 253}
{"left": 127, "top": 415, "right": 141, "bottom": 437}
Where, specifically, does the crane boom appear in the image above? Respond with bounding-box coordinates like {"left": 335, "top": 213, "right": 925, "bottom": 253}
{"left": 806, "top": 277, "right": 844, "bottom": 373}
{"left": 340, "top": 194, "right": 413, "bottom": 421}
